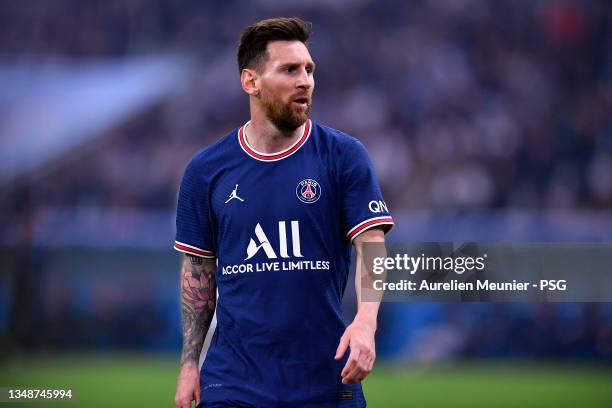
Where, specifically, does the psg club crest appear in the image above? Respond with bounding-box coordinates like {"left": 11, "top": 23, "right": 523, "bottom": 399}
{"left": 296, "top": 179, "right": 321, "bottom": 204}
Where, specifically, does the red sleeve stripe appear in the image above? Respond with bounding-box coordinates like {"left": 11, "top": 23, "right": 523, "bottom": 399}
{"left": 174, "top": 241, "right": 215, "bottom": 258}
{"left": 347, "top": 216, "right": 394, "bottom": 241}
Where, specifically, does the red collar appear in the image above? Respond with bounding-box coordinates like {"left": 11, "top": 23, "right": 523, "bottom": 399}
{"left": 238, "top": 119, "right": 311, "bottom": 162}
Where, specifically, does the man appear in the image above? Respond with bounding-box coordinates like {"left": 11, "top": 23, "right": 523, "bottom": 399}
{"left": 174, "top": 17, "right": 393, "bottom": 408}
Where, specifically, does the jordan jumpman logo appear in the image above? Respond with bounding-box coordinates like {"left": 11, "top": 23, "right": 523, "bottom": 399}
{"left": 225, "top": 184, "right": 245, "bottom": 203}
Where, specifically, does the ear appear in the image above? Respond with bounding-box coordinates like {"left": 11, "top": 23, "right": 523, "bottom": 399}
{"left": 241, "top": 68, "right": 260, "bottom": 97}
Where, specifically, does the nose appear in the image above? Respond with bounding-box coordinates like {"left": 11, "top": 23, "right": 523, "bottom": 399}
{"left": 296, "top": 67, "right": 313, "bottom": 90}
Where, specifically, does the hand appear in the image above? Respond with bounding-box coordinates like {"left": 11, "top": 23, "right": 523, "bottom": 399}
{"left": 334, "top": 318, "right": 376, "bottom": 384}
{"left": 175, "top": 361, "right": 200, "bottom": 408}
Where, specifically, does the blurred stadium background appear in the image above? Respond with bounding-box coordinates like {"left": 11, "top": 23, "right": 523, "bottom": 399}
{"left": 1, "top": 0, "right": 611, "bottom": 407}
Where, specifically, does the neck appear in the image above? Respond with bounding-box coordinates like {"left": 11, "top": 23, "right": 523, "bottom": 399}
{"left": 246, "top": 109, "right": 305, "bottom": 154}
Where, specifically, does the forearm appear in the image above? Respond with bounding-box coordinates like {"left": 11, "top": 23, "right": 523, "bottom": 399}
{"left": 336, "top": 229, "right": 385, "bottom": 384}
{"left": 180, "top": 254, "right": 217, "bottom": 366}
{"left": 354, "top": 260, "right": 380, "bottom": 330}
{"left": 355, "top": 300, "right": 379, "bottom": 328}
{"left": 353, "top": 228, "right": 386, "bottom": 329}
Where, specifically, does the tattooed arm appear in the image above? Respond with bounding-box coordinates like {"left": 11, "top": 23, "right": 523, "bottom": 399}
{"left": 175, "top": 254, "right": 217, "bottom": 408}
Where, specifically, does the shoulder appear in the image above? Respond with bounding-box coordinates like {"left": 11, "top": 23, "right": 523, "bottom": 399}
{"left": 183, "top": 127, "right": 240, "bottom": 177}
{"left": 312, "top": 121, "right": 371, "bottom": 161}
{"left": 313, "top": 122, "right": 359, "bottom": 145}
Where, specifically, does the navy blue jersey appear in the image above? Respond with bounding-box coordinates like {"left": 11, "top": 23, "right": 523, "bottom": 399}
{"left": 174, "top": 119, "right": 393, "bottom": 407}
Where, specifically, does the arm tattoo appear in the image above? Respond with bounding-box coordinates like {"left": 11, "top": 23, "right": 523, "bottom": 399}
{"left": 180, "top": 254, "right": 217, "bottom": 366}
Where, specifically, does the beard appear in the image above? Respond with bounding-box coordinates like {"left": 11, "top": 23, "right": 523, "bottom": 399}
{"left": 261, "top": 93, "right": 311, "bottom": 133}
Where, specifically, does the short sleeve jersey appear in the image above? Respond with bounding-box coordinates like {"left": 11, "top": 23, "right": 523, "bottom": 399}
{"left": 175, "top": 119, "right": 393, "bottom": 407}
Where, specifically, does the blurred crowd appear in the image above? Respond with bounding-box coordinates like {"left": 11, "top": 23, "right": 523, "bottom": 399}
{"left": 1, "top": 0, "right": 611, "bottom": 358}
{"left": 380, "top": 302, "right": 612, "bottom": 361}
{"left": 1, "top": 0, "right": 611, "bottom": 212}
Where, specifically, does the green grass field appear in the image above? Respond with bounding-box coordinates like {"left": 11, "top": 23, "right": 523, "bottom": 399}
{"left": 1, "top": 354, "right": 610, "bottom": 407}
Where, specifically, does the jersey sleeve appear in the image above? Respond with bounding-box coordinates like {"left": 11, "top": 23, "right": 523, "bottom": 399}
{"left": 340, "top": 138, "right": 394, "bottom": 242}
{"left": 174, "top": 158, "right": 215, "bottom": 258}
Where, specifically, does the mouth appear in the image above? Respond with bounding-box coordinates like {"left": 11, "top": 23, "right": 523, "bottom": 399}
{"left": 292, "top": 97, "right": 310, "bottom": 108}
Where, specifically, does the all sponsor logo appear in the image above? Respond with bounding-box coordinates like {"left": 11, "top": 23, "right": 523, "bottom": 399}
{"left": 245, "top": 221, "right": 303, "bottom": 260}
{"left": 222, "top": 221, "right": 331, "bottom": 275}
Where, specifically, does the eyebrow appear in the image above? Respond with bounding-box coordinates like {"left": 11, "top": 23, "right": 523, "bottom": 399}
{"left": 279, "top": 61, "right": 316, "bottom": 70}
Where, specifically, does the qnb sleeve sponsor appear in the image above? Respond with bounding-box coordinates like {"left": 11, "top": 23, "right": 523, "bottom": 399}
{"left": 339, "top": 138, "right": 394, "bottom": 241}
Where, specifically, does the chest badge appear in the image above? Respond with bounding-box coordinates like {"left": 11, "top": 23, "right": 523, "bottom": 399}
{"left": 225, "top": 184, "right": 245, "bottom": 203}
{"left": 296, "top": 178, "right": 321, "bottom": 204}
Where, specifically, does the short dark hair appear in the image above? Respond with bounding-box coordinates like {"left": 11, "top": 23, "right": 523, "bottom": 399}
{"left": 237, "top": 17, "right": 312, "bottom": 74}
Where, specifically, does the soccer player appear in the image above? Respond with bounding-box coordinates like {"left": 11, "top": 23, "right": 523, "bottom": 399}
{"left": 174, "top": 17, "right": 393, "bottom": 408}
